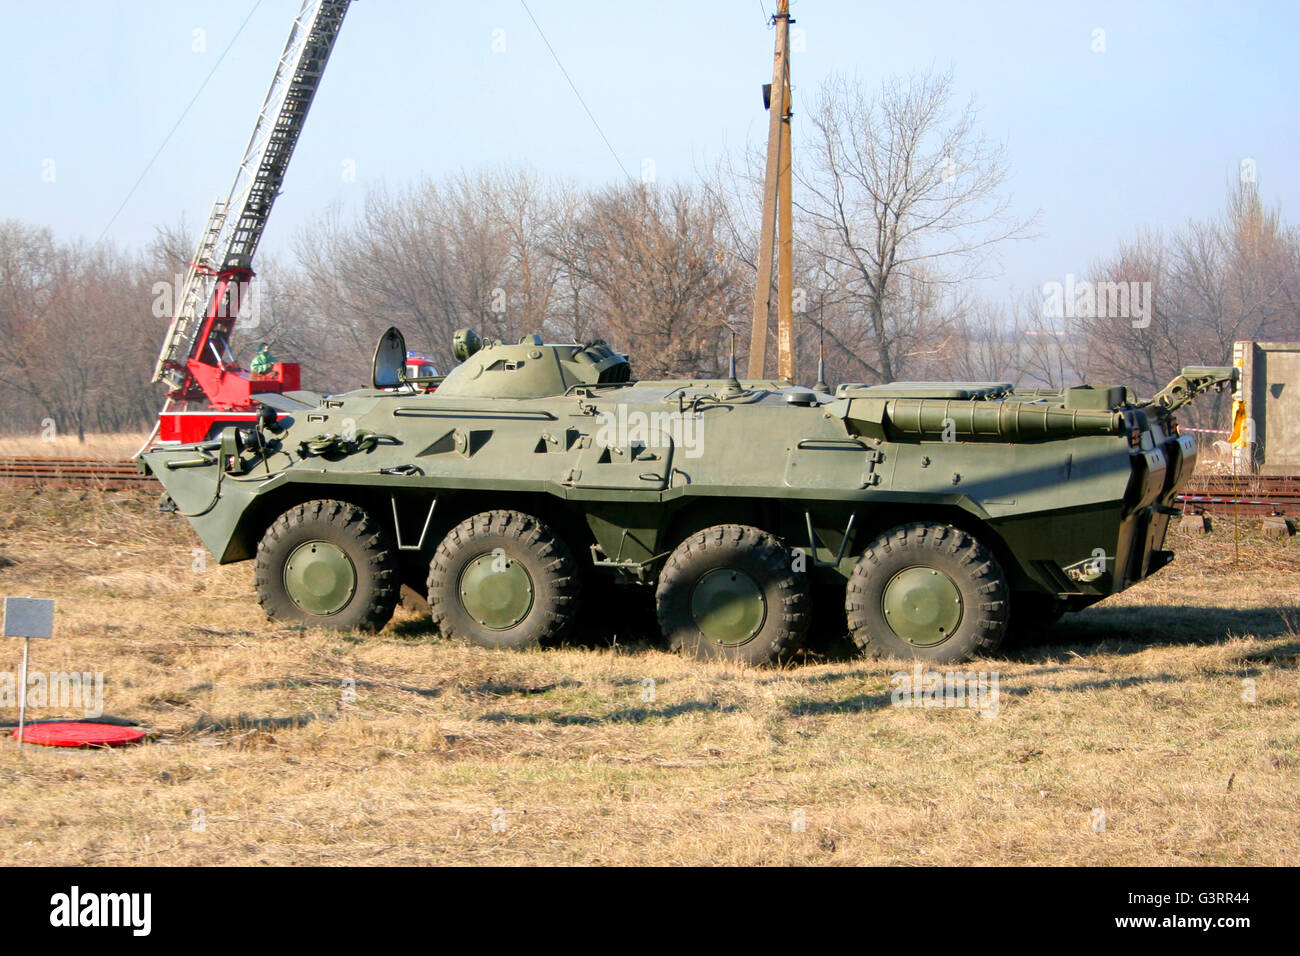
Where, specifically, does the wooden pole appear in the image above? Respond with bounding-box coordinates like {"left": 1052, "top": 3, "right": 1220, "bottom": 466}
{"left": 747, "top": 0, "right": 790, "bottom": 380}
{"left": 776, "top": 57, "right": 794, "bottom": 382}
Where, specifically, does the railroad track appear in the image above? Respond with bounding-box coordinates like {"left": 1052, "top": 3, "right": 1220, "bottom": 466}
{"left": 1176, "top": 474, "right": 1300, "bottom": 515}
{"left": 0, "top": 457, "right": 157, "bottom": 489}
{"left": 1, "top": 457, "right": 1296, "bottom": 515}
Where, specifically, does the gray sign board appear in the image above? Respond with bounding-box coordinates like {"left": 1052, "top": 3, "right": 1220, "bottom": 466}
{"left": 3, "top": 597, "right": 55, "bottom": 639}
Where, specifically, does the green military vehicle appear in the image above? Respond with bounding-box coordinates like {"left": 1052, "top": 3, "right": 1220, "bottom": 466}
{"left": 138, "top": 328, "right": 1235, "bottom": 665}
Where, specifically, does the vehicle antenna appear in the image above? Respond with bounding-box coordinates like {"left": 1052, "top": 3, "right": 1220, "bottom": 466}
{"left": 814, "top": 321, "right": 828, "bottom": 393}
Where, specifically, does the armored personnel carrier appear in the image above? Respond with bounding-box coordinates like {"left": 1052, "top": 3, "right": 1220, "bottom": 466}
{"left": 138, "top": 329, "right": 1235, "bottom": 665}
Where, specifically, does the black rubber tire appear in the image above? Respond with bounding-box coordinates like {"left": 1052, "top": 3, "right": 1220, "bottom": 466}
{"left": 655, "top": 524, "right": 810, "bottom": 665}
{"left": 427, "top": 510, "right": 579, "bottom": 650}
{"left": 255, "top": 499, "right": 399, "bottom": 632}
{"left": 845, "top": 522, "right": 1008, "bottom": 663}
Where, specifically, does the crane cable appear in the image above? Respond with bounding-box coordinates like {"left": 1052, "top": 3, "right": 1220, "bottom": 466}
{"left": 95, "top": 0, "right": 265, "bottom": 247}
{"left": 518, "top": 0, "right": 632, "bottom": 182}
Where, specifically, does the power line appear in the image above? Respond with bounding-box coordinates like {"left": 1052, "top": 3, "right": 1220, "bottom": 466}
{"left": 518, "top": 0, "right": 632, "bottom": 182}
{"left": 95, "top": 0, "right": 264, "bottom": 246}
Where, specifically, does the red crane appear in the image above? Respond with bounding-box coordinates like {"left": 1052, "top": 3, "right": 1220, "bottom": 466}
{"left": 144, "top": 0, "right": 351, "bottom": 447}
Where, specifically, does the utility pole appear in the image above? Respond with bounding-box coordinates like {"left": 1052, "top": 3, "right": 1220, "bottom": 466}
{"left": 747, "top": 0, "right": 794, "bottom": 381}
{"left": 776, "top": 52, "right": 794, "bottom": 383}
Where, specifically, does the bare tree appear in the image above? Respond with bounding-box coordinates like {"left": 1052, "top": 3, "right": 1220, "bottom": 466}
{"left": 797, "top": 70, "right": 1034, "bottom": 383}
{"left": 0, "top": 222, "right": 166, "bottom": 437}
{"left": 1074, "top": 183, "right": 1300, "bottom": 427}
{"left": 1017, "top": 289, "right": 1084, "bottom": 389}
{"left": 546, "top": 181, "right": 607, "bottom": 345}
{"left": 566, "top": 183, "right": 745, "bottom": 378}
{"left": 937, "top": 297, "right": 1025, "bottom": 383}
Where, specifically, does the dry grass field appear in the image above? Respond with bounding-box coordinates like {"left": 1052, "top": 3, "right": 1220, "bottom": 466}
{"left": 0, "top": 432, "right": 151, "bottom": 460}
{"left": 0, "top": 483, "right": 1296, "bottom": 866}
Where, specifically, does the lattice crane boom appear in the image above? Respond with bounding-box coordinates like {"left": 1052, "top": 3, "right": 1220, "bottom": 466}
{"left": 152, "top": 0, "right": 351, "bottom": 396}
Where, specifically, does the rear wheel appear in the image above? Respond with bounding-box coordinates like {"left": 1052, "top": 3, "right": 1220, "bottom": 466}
{"left": 427, "top": 510, "right": 579, "bottom": 649}
{"left": 656, "top": 524, "right": 809, "bottom": 665}
{"left": 845, "top": 522, "right": 1008, "bottom": 663}
{"left": 255, "top": 499, "right": 400, "bottom": 631}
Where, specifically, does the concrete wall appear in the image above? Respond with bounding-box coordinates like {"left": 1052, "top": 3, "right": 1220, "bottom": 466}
{"left": 1235, "top": 341, "right": 1300, "bottom": 475}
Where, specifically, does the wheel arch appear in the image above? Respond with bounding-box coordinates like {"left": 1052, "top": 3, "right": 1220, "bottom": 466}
{"left": 638, "top": 496, "right": 1034, "bottom": 593}
{"left": 226, "top": 481, "right": 596, "bottom": 576}
{"left": 842, "top": 502, "right": 1033, "bottom": 591}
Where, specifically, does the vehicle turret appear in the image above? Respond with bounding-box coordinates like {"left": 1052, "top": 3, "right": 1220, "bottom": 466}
{"left": 432, "top": 332, "right": 631, "bottom": 399}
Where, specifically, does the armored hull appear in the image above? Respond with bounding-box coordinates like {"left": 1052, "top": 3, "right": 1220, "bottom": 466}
{"left": 140, "top": 332, "right": 1234, "bottom": 664}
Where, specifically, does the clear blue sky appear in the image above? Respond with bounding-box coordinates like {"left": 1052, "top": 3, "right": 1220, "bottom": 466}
{"left": 2, "top": 0, "right": 1297, "bottom": 299}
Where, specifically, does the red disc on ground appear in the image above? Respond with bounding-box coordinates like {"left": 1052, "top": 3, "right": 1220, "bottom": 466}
{"left": 12, "top": 722, "right": 146, "bottom": 747}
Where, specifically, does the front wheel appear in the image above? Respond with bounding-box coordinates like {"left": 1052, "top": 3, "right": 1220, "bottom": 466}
{"left": 656, "top": 524, "right": 809, "bottom": 665}
{"left": 845, "top": 522, "right": 1008, "bottom": 663}
{"left": 254, "top": 499, "right": 400, "bottom": 631}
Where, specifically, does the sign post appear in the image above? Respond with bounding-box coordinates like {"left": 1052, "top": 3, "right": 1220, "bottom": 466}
{"left": 3, "top": 597, "right": 55, "bottom": 755}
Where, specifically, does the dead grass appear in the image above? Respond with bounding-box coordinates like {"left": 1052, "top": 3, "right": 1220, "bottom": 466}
{"left": 0, "top": 485, "right": 1296, "bottom": 866}
{"left": 0, "top": 431, "right": 150, "bottom": 460}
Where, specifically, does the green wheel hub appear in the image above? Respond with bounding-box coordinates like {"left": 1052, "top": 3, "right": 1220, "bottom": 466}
{"left": 882, "top": 566, "right": 964, "bottom": 646}
{"left": 459, "top": 552, "right": 535, "bottom": 629}
{"left": 690, "top": 568, "right": 766, "bottom": 646}
{"left": 284, "top": 540, "right": 357, "bottom": 616}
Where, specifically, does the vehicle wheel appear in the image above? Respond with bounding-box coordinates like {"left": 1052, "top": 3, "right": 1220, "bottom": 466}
{"left": 255, "top": 499, "right": 399, "bottom": 631}
{"left": 1007, "top": 593, "right": 1066, "bottom": 644}
{"left": 845, "top": 522, "right": 1008, "bottom": 663}
{"left": 427, "top": 510, "right": 579, "bottom": 649}
{"left": 656, "top": 524, "right": 809, "bottom": 665}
